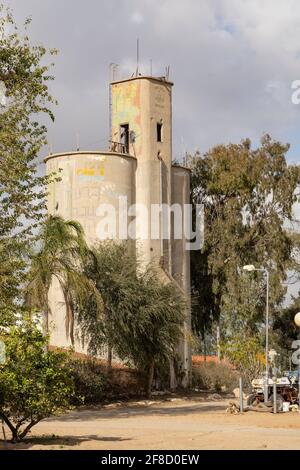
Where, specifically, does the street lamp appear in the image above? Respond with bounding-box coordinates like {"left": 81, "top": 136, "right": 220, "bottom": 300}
{"left": 243, "top": 264, "right": 269, "bottom": 404}
{"left": 294, "top": 313, "right": 300, "bottom": 408}
{"left": 269, "top": 348, "right": 278, "bottom": 413}
{"left": 294, "top": 312, "right": 300, "bottom": 328}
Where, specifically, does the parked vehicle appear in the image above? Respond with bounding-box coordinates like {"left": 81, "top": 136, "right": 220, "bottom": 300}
{"left": 283, "top": 370, "right": 299, "bottom": 386}
{"left": 247, "top": 375, "right": 299, "bottom": 411}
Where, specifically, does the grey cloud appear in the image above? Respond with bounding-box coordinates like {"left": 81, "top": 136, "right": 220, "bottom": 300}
{"left": 4, "top": 0, "right": 300, "bottom": 161}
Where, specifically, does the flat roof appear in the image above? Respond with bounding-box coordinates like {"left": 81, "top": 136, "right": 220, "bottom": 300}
{"left": 45, "top": 152, "right": 190, "bottom": 172}
{"left": 44, "top": 150, "right": 137, "bottom": 163}
{"left": 171, "top": 163, "right": 191, "bottom": 172}
{"left": 111, "top": 75, "right": 173, "bottom": 86}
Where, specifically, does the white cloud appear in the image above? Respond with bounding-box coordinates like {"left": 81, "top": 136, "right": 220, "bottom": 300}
{"left": 130, "top": 11, "right": 144, "bottom": 24}
{"left": 4, "top": 0, "right": 300, "bottom": 160}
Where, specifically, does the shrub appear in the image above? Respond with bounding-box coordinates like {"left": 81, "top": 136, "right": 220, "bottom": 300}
{"left": 79, "top": 241, "right": 186, "bottom": 398}
{"left": 0, "top": 319, "right": 75, "bottom": 443}
{"left": 69, "top": 359, "right": 106, "bottom": 404}
{"left": 221, "top": 336, "right": 264, "bottom": 388}
{"left": 192, "top": 362, "right": 238, "bottom": 392}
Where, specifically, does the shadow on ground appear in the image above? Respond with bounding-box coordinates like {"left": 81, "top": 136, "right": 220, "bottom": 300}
{"left": 0, "top": 434, "right": 132, "bottom": 450}
{"left": 45, "top": 401, "right": 228, "bottom": 422}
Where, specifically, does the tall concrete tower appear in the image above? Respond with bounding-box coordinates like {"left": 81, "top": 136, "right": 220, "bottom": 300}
{"left": 46, "top": 74, "right": 191, "bottom": 386}
{"left": 110, "top": 77, "right": 191, "bottom": 385}
{"left": 110, "top": 76, "right": 173, "bottom": 269}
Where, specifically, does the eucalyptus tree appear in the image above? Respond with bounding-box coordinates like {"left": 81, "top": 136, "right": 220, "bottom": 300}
{"left": 0, "top": 5, "right": 57, "bottom": 324}
{"left": 78, "top": 242, "right": 186, "bottom": 397}
{"left": 190, "top": 135, "right": 300, "bottom": 350}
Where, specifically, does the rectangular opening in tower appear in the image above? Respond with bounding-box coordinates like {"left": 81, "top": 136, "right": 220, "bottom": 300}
{"left": 157, "top": 122, "right": 163, "bottom": 142}
{"left": 120, "top": 123, "right": 129, "bottom": 153}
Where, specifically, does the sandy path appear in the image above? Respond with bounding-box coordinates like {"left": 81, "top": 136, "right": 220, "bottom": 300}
{"left": 2, "top": 398, "right": 300, "bottom": 450}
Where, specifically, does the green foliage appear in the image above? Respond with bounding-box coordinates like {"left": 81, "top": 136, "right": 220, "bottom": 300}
{"left": 0, "top": 318, "right": 75, "bottom": 442}
{"left": 0, "top": 5, "right": 57, "bottom": 322}
{"left": 190, "top": 135, "right": 300, "bottom": 349}
{"left": 272, "top": 296, "right": 300, "bottom": 368}
{"left": 69, "top": 360, "right": 106, "bottom": 405}
{"left": 192, "top": 363, "right": 238, "bottom": 392}
{"left": 26, "top": 215, "right": 104, "bottom": 341}
{"left": 221, "top": 336, "right": 264, "bottom": 387}
{"left": 78, "top": 241, "right": 186, "bottom": 397}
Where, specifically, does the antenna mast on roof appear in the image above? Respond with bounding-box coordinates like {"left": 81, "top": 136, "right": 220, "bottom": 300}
{"left": 136, "top": 38, "right": 139, "bottom": 76}
{"left": 166, "top": 65, "right": 170, "bottom": 80}
{"left": 109, "top": 63, "right": 118, "bottom": 146}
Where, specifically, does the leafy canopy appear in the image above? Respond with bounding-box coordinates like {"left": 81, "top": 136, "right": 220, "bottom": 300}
{"left": 0, "top": 5, "right": 57, "bottom": 323}
{"left": 26, "top": 215, "right": 104, "bottom": 341}
{"left": 0, "top": 317, "right": 75, "bottom": 442}
{"left": 190, "top": 135, "right": 300, "bottom": 348}
{"left": 78, "top": 242, "right": 186, "bottom": 396}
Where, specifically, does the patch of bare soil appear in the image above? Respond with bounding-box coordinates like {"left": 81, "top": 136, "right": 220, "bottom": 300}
{"left": 2, "top": 397, "right": 300, "bottom": 450}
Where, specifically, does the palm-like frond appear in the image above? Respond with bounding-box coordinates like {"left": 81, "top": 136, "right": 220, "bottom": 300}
{"left": 25, "top": 215, "right": 104, "bottom": 342}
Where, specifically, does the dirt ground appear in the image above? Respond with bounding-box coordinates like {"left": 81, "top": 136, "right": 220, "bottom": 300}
{"left": 2, "top": 397, "right": 300, "bottom": 450}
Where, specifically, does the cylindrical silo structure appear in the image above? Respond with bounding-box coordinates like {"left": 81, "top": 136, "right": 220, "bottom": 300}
{"left": 45, "top": 151, "right": 136, "bottom": 352}
{"left": 44, "top": 74, "right": 192, "bottom": 386}
{"left": 46, "top": 151, "right": 136, "bottom": 245}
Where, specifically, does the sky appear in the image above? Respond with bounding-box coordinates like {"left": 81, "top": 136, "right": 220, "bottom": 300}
{"left": 4, "top": 0, "right": 300, "bottom": 163}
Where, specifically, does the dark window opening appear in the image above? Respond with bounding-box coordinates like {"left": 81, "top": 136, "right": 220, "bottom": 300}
{"left": 157, "top": 122, "right": 163, "bottom": 142}
{"left": 120, "top": 124, "right": 129, "bottom": 153}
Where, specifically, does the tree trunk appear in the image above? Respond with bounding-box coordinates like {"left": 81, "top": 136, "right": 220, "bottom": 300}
{"left": 1, "top": 419, "right": 7, "bottom": 444}
{"left": 0, "top": 413, "right": 18, "bottom": 443}
{"left": 43, "top": 306, "right": 49, "bottom": 352}
{"left": 107, "top": 345, "right": 112, "bottom": 373}
{"left": 169, "top": 359, "right": 177, "bottom": 391}
{"left": 43, "top": 306, "right": 49, "bottom": 336}
{"left": 203, "top": 331, "right": 207, "bottom": 362}
{"left": 19, "top": 419, "right": 38, "bottom": 441}
{"left": 146, "top": 359, "right": 155, "bottom": 399}
{"left": 216, "top": 322, "right": 221, "bottom": 362}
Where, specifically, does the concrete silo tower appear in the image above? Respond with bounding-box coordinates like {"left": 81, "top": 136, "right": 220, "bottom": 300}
{"left": 46, "top": 74, "right": 191, "bottom": 386}
{"left": 110, "top": 76, "right": 173, "bottom": 268}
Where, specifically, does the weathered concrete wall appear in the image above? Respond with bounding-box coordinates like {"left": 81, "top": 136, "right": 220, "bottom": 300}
{"left": 46, "top": 151, "right": 136, "bottom": 353}
{"left": 111, "top": 77, "right": 172, "bottom": 165}
{"left": 46, "top": 151, "right": 136, "bottom": 245}
{"left": 171, "top": 165, "right": 191, "bottom": 292}
{"left": 111, "top": 77, "right": 173, "bottom": 267}
{"left": 171, "top": 165, "right": 191, "bottom": 386}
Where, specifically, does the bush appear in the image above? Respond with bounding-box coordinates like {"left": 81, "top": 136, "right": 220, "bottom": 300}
{"left": 68, "top": 356, "right": 146, "bottom": 403}
{"left": 69, "top": 359, "right": 106, "bottom": 404}
{"left": 192, "top": 362, "right": 238, "bottom": 392}
{"left": 0, "top": 319, "right": 75, "bottom": 442}
{"left": 221, "top": 336, "right": 264, "bottom": 388}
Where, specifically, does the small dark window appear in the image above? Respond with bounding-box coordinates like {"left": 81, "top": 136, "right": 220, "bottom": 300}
{"left": 120, "top": 124, "right": 129, "bottom": 153}
{"left": 157, "top": 122, "right": 163, "bottom": 142}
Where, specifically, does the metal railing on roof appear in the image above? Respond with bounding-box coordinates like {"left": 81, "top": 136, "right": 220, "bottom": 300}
{"left": 109, "top": 140, "right": 129, "bottom": 154}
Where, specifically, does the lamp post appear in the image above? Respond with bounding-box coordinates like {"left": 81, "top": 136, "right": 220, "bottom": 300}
{"left": 269, "top": 348, "right": 278, "bottom": 413}
{"left": 294, "top": 312, "right": 300, "bottom": 408}
{"left": 243, "top": 264, "right": 269, "bottom": 404}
